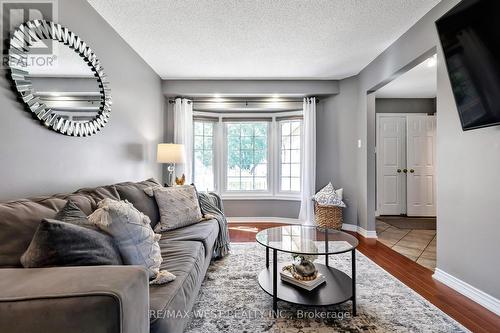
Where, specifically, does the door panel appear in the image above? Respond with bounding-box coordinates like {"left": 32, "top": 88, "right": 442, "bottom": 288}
{"left": 377, "top": 116, "right": 406, "bottom": 215}
{"left": 407, "top": 115, "right": 436, "bottom": 216}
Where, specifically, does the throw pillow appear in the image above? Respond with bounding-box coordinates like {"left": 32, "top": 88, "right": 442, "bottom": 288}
{"left": 115, "top": 179, "right": 162, "bottom": 228}
{"left": 314, "top": 182, "right": 346, "bottom": 207}
{"left": 335, "top": 188, "right": 343, "bottom": 200}
{"left": 55, "top": 199, "right": 89, "bottom": 225}
{"left": 88, "top": 198, "right": 175, "bottom": 285}
{"left": 152, "top": 185, "right": 203, "bottom": 233}
{"left": 20, "top": 219, "right": 123, "bottom": 268}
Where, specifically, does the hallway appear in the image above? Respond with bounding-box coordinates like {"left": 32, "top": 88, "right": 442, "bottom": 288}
{"left": 376, "top": 217, "right": 436, "bottom": 271}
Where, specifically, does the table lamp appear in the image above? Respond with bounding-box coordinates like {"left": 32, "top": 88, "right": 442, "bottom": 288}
{"left": 157, "top": 143, "right": 185, "bottom": 186}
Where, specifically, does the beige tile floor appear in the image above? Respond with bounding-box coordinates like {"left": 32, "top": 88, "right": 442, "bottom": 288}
{"left": 376, "top": 219, "right": 436, "bottom": 271}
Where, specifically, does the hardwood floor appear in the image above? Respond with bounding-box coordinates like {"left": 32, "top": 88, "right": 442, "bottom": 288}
{"left": 228, "top": 222, "right": 500, "bottom": 333}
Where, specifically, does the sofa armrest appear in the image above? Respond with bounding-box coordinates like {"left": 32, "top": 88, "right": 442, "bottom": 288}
{"left": 0, "top": 266, "right": 149, "bottom": 333}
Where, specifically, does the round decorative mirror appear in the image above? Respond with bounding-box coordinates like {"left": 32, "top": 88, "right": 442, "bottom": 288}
{"left": 8, "top": 20, "right": 111, "bottom": 136}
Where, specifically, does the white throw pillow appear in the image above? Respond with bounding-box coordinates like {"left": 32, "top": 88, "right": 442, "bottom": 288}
{"left": 314, "top": 182, "right": 346, "bottom": 207}
{"left": 88, "top": 198, "right": 175, "bottom": 285}
{"left": 335, "top": 188, "right": 343, "bottom": 200}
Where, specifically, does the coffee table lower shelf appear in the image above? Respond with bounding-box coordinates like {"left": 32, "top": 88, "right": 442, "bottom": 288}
{"left": 258, "top": 263, "right": 354, "bottom": 313}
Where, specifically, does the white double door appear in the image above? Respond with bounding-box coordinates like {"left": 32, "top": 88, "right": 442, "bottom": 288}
{"left": 377, "top": 114, "right": 436, "bottom": 217}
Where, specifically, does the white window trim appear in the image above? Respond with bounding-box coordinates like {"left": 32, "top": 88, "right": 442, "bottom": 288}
{"left": 193, "top": 110, "right": 302, "bottom": 200}
{"left": 277, "top": 118, "right": 303, "bottom": 195}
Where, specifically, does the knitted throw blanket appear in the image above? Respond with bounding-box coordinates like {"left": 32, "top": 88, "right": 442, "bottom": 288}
{"left": 198, "top": 192, "right": 230, "bottom": 258}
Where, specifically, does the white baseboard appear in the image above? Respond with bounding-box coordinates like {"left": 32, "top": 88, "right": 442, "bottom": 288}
{"left": 227, "top": 217, "right": 302, "bottom": 224}
{"left": 342, "top": 223, "right": 378, "bottom": 239}
{"left": 433, "top": 268, "right": 500, "bottom": 316}
{"left": 228, "top": 217, "right": 378, "bottom": 238}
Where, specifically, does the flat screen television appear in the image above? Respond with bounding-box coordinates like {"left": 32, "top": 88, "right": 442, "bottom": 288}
{"left": 436, "top": 0, "right": 500, "bottom": 131}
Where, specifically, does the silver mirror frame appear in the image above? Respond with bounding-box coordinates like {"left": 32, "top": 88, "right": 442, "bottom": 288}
{"left": 8, "top": 20, "right": 112, "bottom": 137}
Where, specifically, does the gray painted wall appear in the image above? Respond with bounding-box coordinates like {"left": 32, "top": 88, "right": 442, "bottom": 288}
{"left": 0, "top": 0, "right": 164, "bottom": 201}
{"left": 316, "top": 77, "right": 359, "bottom": 226}
{"left": 436, "top": 44, "right": 500, "bottom": 299}
{"left": 223, "top": 200, "right": 300, "bottom": 218}
{"left": 324, "top": 0, "right": 498, "bottom": 299}
{"left": 376, "top": 98, "right": 436, "bottom": 114}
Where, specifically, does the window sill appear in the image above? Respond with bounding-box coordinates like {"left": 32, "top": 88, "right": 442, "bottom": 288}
{"left": 220, "top": 194, "right": 301, "bottom": 201}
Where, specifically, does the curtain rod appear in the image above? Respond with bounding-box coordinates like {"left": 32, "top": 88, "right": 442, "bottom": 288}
{"left": 167, "top": 98, "right": 320, "bottom": 104}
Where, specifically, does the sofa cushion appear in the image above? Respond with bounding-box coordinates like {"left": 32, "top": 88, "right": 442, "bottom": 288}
{"left": 160, "top": 219, "right": 219, "bottom": 257}
{"left": 115, "top": 179, "right": 161, "bottom": 228}
{"left": 21, "top": 219, "right": 123, "bottom": 268}
{"left": 75, "top": 185, "right": 120, "bottom": 205}
{"left": 149, "top": 240, "right": 206, "bottom": 332}
{"left": 0, "top": 196, "right": 65, "bottom": 267}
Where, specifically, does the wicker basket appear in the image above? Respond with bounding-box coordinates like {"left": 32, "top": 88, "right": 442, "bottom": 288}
{"left": 314, "top": 202, "right": 343, "bottom": 229}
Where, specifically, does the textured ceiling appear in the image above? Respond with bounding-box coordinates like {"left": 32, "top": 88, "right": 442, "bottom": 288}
{"left": 87, "top": 0, "right": 441, "bottom": 79}
{"left": 376, "top": 55, "right": 437, "bottom": 98}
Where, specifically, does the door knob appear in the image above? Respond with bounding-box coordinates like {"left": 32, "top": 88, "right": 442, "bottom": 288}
{"left": 397, "top": 169, "right": 402, "bottom": 173}
{"left": 403, "top": 168, "right": 408, "bottom": 173}
{"left": 409, "top": 169, "right": 415, "bottom": 173}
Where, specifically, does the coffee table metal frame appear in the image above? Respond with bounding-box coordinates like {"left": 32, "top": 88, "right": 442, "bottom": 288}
{"left": 256, "top": 227, "right": 357, "bottom": 317}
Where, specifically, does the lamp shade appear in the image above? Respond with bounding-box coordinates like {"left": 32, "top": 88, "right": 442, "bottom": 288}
{"left": 157, "top": 144, "right": 185, "bottom": 163}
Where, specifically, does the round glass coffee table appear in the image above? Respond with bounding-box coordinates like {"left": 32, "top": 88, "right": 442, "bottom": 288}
{"left": 256, "top": 225, "right": 359, "bottom": 317}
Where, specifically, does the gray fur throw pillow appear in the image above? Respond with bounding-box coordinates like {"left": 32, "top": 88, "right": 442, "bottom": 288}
{"left": 88, "top": 198, "right": 175, "bottom": 285}
{"left": 152, "top": 185, "right": 203, "bottom": 233}
{"left": 21, "top": 219, "right": 123, "bottom": 268}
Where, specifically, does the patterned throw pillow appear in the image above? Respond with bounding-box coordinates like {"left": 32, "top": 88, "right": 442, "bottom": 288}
{"left": 314, "top": 182, "right": 346, "bottom": 207}
{"left": 88, "top": 198, "right": 175, "bottom": 285}
{"left": 152, "top": 185, "right": 203, "bottom": 233}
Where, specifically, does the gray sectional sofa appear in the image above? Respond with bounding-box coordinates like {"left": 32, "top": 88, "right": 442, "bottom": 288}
{"left": 0, "top": 179, "right": 220, "bottom": 333}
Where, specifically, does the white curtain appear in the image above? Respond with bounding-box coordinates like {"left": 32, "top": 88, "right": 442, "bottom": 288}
{"left": 299, "top": 97, "right": 316, "bottom": 224}
{"left": 173, "top": 98, "right": 193, "bottom": 183}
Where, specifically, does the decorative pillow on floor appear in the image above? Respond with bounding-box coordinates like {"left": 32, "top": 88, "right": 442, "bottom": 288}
{"left": 21, "top": 219, "right": 123, "bottom": 268}
{"left": 314, "top": 182, "right": 346, "bottom": 207}
{"left": 151, "top": 185, "right": 203, "bottom": 233}
{"left": 88, "top": 198, "right": 175, "bottom": 285}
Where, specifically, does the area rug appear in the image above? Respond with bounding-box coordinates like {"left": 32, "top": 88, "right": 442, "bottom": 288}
{"left": 185, "top": 243, "right": 467, "bottom": 333}
{"left": 377, "top": 216, "right": 436, "bottom": 230}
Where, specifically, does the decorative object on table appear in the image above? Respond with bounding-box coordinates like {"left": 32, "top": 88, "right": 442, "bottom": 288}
{"left": 8, "top": 20, "right": 111, "bottom": 137}
{"left": 157, "top": 143, "right": 185, "bottom": 186}
{"left": 313, "top": 182, "right": 346, "bottom": 229}
{"left": 280, "top": 267, "right": 326, "bottom": 291}
{"left": 149, "top": 185, "right": 203, "bottom": 233}
{"left": 88, "top": 198, "right": 175, "bottom": 285}
{"left": 175, "top": 174, "right": 186, "bottom": 185}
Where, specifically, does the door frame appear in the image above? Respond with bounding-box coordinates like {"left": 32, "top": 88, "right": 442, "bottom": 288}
{"left": 375, "top": 113, "right": 428, "bottom": 216}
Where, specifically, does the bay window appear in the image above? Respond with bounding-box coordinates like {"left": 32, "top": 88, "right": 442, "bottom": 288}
{"left": 193, "top": 120, "right": 215, "bottom": 191}
{"left": 192, "top": 112, "right": 302, "bottom": 199}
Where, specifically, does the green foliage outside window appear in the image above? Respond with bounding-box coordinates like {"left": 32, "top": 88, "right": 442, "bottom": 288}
{"left": 226, "top": 123, "right": 268, "bottom": 173}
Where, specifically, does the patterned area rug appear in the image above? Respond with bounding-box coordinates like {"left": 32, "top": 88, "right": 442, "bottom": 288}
{"left": 186, "top": 243, "right": 467, "bottom": 333}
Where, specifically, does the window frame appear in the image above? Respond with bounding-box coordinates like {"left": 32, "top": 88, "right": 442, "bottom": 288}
{"left": 277, "top": 117, "right": 303, "bottom": 194}
{"left": 192, "top": 110, "right": 302, "bottom": 200}
{"left": 192, "top": 118, "right": 217, "bottom": 192}
{"left": 222, "top": 120, "right": 271, "bottom": 194}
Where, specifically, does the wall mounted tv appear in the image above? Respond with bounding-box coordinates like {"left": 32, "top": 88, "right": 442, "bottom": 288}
{"left": 436, "top": 0, "right": 500, "bottom": 131}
